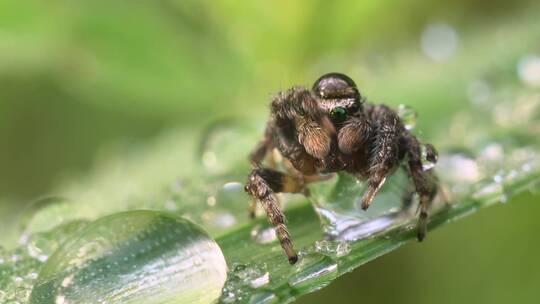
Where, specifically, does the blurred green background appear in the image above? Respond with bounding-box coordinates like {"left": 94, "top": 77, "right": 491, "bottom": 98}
{"left": 1, "top": 0, "right": 539, "bottom": 303}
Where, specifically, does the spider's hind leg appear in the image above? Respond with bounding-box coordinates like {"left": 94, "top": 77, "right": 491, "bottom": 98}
{"left": 245, "top": 167, "right": 307, "bottom": 264}
{"left": 404, "top": 135, "right": 438, "bottom": 242}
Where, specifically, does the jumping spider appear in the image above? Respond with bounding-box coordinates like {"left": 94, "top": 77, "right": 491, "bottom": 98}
{"left": 244, "top": 73, "right": 438, "bottom": 264}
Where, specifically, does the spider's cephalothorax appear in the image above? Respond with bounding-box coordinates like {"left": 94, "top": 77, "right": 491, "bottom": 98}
{"left": 245, "top": 73, "right": 438, "bottom": 264}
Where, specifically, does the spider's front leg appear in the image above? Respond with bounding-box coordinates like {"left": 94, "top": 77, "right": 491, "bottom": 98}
{"left": 360, "top": 105, "right": 402, "bottom": 210}
{"left": 245, "top": 167, "right": 308, "bottom": 264}
{"left": 246, "top": 87, "right": 332, "bottom": 264}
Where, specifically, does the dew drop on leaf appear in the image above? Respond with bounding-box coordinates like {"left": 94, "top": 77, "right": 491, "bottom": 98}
{"left": 313, "top": 240, "right": 351, "bottom": 258}
{"left": 420, "top": 144, "right": 437, "bottom": 171}
{"left": 29, "top": 210, "right": 227, "bottom": 304}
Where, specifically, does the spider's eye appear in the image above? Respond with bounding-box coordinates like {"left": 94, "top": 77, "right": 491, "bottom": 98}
{"left": 330, "top": 106, "right": 347, "bottom": 121}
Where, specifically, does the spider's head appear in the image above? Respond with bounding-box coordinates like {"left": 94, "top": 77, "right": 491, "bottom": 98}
{"left": 312, "top": 73, "right": 362, "bottom": 123}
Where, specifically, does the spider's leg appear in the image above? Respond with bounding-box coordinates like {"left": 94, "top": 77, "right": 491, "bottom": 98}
{"left": 404, "top": 134, "right": 438, "bottom": 241}
{"left": 249, "top": 122, "right": 274, "bottom": 166}
{"left": 245, "top": 167, "right": 307, "bottom": 264}
{"left": 360, "top": 105, "right": 401, "bottom": 210}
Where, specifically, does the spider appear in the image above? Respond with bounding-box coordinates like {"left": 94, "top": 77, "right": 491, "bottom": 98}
{"left": 244, "top": 73, "right": 438, "bottom": 264}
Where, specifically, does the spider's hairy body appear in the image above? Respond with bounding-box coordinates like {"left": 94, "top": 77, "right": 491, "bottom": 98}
{"left": 245, "top": 73, "right": 438, "bottom": 264}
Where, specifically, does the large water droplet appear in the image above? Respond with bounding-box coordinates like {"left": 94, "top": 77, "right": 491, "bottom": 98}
{"left": 310, "top": 171, "right": 418, "bottom": 242}
{"left": 397, "top": 104, "right": 418, "bottom": 130}
{"left": 288, "top": 253, "right": 338, "bottom": 293}
{"left": 18, "top": 197, "right": 74, "bottom": 238}
{"left": 29, "top": 211, "right": 227, "bottom": 304}
{"left": 24, "top": 220, "right": 90, "bottom": 263}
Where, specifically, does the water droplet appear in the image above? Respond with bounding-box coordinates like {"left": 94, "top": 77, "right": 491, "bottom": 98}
{"left": 397, "top": 104, "right": 418, "bottom": 130}
{"left": 29, "top": 211, "right": 227, "bottom": 304}
{"left": 250, "top": 225, "right": 277, "bottom": 244}
{"left": 249, "top": 272, "right": 270, "bottom": 289}
{"left": 420, "top": 144, "right": 438, "bottom": 171}
{"left": 315, "top": 203, "right": 415, "bottom": 242}
{"left": 18, "top": 197, "right": 77, "bottom": 238}
{"left": 517, "top": 54, "right": 540, "bottom": 87}
{"left": 288, "top": 253, "right": 338, "bottom": 293}
{"left": 230, "top": 263, "right": 270, "bottom": 289}
{"left": 310, "top": 171, "right": 415, "bottom": 241}
{"left": 421, "top": 23, "right": 459, "bottom": 62}
{"left": 25, "top": 220, "right": 89, "bottom": 263}
{"left": 335, "top": 242, "right": 352, "bottom": 257}
{"left": 312, "top": 240, "right": 351, "bottom": 257}
{"left": 220, "top": 263, "right": 271, "bottom": 303}
{"left": 223, "top": 182, "right": 243, "bottom": 191}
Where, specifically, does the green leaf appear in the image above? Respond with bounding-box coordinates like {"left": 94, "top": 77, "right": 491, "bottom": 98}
{"left": 1, "top": 8, "right": 540, "bottom": 304}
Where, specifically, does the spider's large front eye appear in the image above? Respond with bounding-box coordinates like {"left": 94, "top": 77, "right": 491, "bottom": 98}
{"left": 330, "top": 106, "right": 347, "bottom": 122}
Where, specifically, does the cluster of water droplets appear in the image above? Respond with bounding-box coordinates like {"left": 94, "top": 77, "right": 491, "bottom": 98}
{"left": 306, "top": 240, "right": 351, "bottom": 258}
{"left": 0, "top": 218, "right": 91, "bottom": 304}
{"left": 439, "top": 65, "right": 540, "bottom": 205}
{"left": 220, "top": 263, "right": 275, "bottom": 304}
{"left": 219, "top": 237, "right": 353, "bottom": 303}
{"left": 472, "top": 146, "right": 539, "bottom": 205}
{"left": 0, "top": 246, "right": 41, "bottom": 303}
